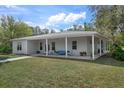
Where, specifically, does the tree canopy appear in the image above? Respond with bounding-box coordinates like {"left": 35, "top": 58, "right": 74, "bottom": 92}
{"left": 90, "top": 5, "right": 124, "bottom": 45}
{"left": 0, "top": 15, "right": 33, "bottom": 53}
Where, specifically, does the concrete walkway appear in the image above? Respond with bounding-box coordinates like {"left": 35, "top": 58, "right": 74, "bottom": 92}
{"left": 0, "top": 56, "right": 32, "bottom": 63}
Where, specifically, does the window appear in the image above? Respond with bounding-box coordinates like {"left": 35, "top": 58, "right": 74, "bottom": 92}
{"left": 40, "top": 42, "right": 43, "bottom": 50}
{"left": 72, "top": 41, "right": 77, "bottom": 50}
{"left": 51, "top": 42, "right": 55, "bottom": 51}
{"left": 17, "top": 42, "right": 22, "bottom": 51}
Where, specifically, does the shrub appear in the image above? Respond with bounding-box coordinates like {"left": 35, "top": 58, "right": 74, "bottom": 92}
{"left": 0, "top": 45, "right": 12, "bottom": 53}
{"left": 111, "top": 44, "right": 124, "bottom": 61}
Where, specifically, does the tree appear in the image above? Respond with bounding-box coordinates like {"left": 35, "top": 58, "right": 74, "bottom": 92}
{"left": 89, "top": 5, "right": 124, "bottom": 60}
{"left": 14, "top": 21, "right": 32, "bottom": 38}
{"left": 1, "top": 15, "right": 32, "bottom": 38}
{"left": 66, "top": 25, "right": 84, "bottom": 31}
{"left": 73, "top": 24, "right": 77, "bottom": 31}
{"left": 84, "top": 22, "right": 94, "bottom": 31}
{"left": 77, "top": 25, "right": 84, "bottom": 31}
{"left": 60, "top": 29, "right": 64, "bottom": 32}
{"left": 0, "top": 27, "right": 4, "bottom": 45}
{"left": 1, "top": 15, "right": 16, "bottom": 40}
{"left": 42, "top": 28, "right": 49, "bottom": 34}
{"left": 90, "top": 5, "right": 124, "bottom": 45}
{"left": 33, "top": 26, "right": 45, "bottom": 35}
{"left": 51, "top": 29, "right": 55, "bottom": 33}
{"left": 0, "top": 15, "right": 33, "bottom": 53}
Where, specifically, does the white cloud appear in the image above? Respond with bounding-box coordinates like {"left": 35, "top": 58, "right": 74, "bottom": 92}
{"left": 0, "top": 5, "right": 29, "bottom": 15}
{"left": 25, "top": 21, "right": 34, "bottom": 26}
{"left": 46, "top": 12, "right": 86, "bottom": 26}
{"left": 4, "top": 5, "right": 26, "bottom": 11}
{"left": 3, "top": 5, "right": 29, "bottom": 14}
{"left": 46, "top": 13, "right": 66, "bottom": 25}
{"left": 25, "top": 21, "right": 46, "bottom": 29}
{"left": 5, "top": 5, "right": 17, "bottom": 8}
{"left": 25, "top": 21, "right": 60, "bottom": 32}
{"left": 64, "top": 12, "right": 86, "bottom": 23}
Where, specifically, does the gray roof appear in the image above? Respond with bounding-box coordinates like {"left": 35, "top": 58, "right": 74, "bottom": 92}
{"left": 12, "top": 31, "right": 108, "bottom": 41}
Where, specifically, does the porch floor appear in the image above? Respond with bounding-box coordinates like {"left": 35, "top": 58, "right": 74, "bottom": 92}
{"left": 31, "top": 54, "right": 101, "bottom": 60}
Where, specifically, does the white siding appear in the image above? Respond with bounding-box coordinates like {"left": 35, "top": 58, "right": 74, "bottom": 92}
{"left": 26, "top": 40, "right": 46, "bottom": 54}
{"left": 27, "top": 40, "right": 39, "bottom": 54}
{"left": 48, "top": 38, "right": 65, "bottom": 51}
{"left": 12, "top": 36, "right": 102, "bottom": 56}
{"left": 94, "top": 37, "right": 99, "bottom": 54}
{"left": 48, "top": 37, "right": 88, "bottom": 56}
{"left": 38, "top": 40, "right": 46, "bottom": 53}
{"left": 86, "top": 36, "right": 101, "bottom": 56}
{"left": 87, "top": 36, "right": 92, "bottom": 56}
{"left": 12, "top": 40, "right": 28, "bottom": 54}
{"left": 68, "top": 37, "right": 88, "bottom": 56}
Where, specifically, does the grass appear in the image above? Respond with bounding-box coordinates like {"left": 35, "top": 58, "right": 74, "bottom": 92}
{"left": 0, "top": 54, "right": 21, "bottom": 60}
{"left": 0, "top": 55, "right": 124, "bottom": 88}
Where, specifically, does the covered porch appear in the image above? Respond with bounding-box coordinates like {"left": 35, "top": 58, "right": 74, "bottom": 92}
{"left": 26, "top": 35, "right": 110, "bottom": 60}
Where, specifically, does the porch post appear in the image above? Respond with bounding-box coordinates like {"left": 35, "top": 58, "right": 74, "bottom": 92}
{"left": 99, "top": 39, "right": 102, "bottom": 56}
{"left": 65, "top": 36, "right": 68, "bottom": 57}
{"left": 107, "top": 41, "right": 109, "bottom": 52}
{"left": 106, "top": 41, "right": 108, "bottom": 52}
{"left": 105, "top": 40, "right": 107, "bottom": 53}
{"left": 45, "top": 38, "right": 48, "bottom": 56}
{"left": 108, "top": 41, "right": 110, "bottom": 51}
{"left": 92, "top": 35, "right": 95, "bottom": 60}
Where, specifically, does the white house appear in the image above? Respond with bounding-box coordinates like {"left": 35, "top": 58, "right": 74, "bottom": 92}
{"left": 12, "top": 31, "right": 110, "bottom": 60}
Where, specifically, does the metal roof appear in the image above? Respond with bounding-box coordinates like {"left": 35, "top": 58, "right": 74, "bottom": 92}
{"left": 12, "top": 31, "right": 108, "bottom": 41}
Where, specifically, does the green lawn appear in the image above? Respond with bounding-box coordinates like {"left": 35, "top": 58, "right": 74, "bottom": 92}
{"left": 0, "top": 54, "right": 21, "bottom": 60}
{"left": 0, "top": 56, "right": 124, "bottom": 88}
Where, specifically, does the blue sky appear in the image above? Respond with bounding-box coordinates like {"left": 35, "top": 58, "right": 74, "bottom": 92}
{"left": 0, "top": 5, "right": 92, "bottom": 30}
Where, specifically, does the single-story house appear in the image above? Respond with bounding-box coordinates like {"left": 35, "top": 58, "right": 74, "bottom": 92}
{"left": 12, "top": 31, "right": 110, "bottom": 60}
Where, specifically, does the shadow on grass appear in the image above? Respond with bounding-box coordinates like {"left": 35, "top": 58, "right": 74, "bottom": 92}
{"left": 36, "top": 55, "right": 124, "bottom": 68}
{"left": 0, "top": 57, "right": 9, "bottom": 60}
{"left": 0, "top": 62, "right": 4, "bottom": 67}
{"left": 93, "top": 55, "right": 124, "bottom": 67}
{"left": 0, "top": 57, "right": 10, "bottom": 66}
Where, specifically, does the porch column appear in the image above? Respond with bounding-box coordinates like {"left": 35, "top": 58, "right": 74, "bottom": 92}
{"left": 106, "top": 41, "right": 108, "bottom": 52}
{"left": 105, "top": 40, "right": 107, "bottom": 53}
{"left": 45, "top": 38, "right": 48, "bottom": 56}
{"left": 108, "top": 41, "right": 110, "bottom": 51}
{"left": 92, "top": 35, "right": 95, "bottom": 60}
{"left": 107, "top": 41, "right": 109, "bottom": 51}
{"left": 99, "top": 39, "right": 102, "bottom": 56}
{"left": 65, "top": 36, "right": 68, "bottom": 57}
